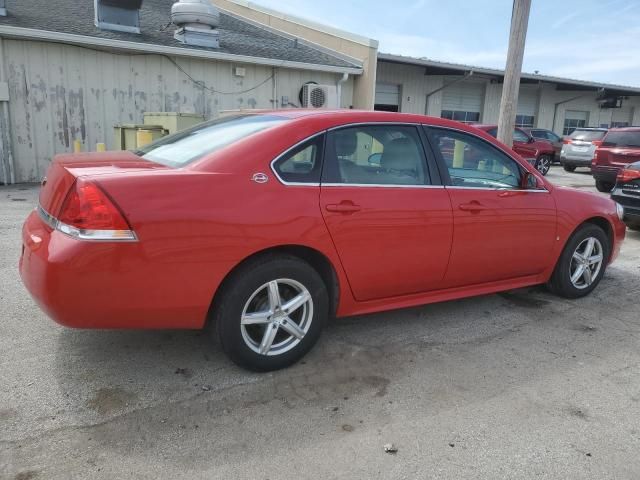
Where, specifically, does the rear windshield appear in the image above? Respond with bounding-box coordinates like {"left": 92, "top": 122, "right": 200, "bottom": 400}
{"left": 602, "top": 131, "right": 640, "bottom": 148}
{"left": 569, "top": 130, "right": 607, "bottom": 142}
{"left": 136, "top": 114, "right": 287, "bottom": 167}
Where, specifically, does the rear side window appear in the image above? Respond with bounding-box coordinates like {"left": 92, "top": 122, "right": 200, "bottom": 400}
{"left": 602, "top": 131, "right": 640, "bottom": 148}
{"left": 137, "top": 114, "right": 287, "bottom": 167}
{"left": 569, "top": 130, "right": 607, "bottom": 142}
{"left": 273, "top": 135, "right": 324, "bottom": 184}
{"left": 323, "top": 125, "right": 430, "bottom": 186}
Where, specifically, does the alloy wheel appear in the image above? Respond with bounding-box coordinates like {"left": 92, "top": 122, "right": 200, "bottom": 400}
{"left": 569, "top": 237, "right": 604, "bottom": 289}
{"left": 240, "top": 279, "right": 314, "bottom": 356}
{"left": 537, "top": 156, "right": 551, "bottom": 175}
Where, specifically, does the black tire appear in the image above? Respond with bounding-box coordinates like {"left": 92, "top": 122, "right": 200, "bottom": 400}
{"left": 595, "top": 180, "right": 614, "bottom": 193}
{"left": 547, "top": 224, "right": 610, "bottom": 299}
{"left": 213, "top": 254, "right": 328, "bottom": 372}
{"left": 563, "top": 165, "right": 576, "bottom": 172}
{"left": 536, "top": 155, "right": 552, "bottom": 176}
{"left": 628, "top": 224, "right": 640, "bottom": 232}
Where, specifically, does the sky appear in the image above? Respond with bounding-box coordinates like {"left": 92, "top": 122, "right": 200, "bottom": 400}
{"left": 252, "top": 0, "right": 640, "bottom": 87}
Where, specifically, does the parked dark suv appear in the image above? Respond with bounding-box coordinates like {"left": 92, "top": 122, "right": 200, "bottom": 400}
{"left": 611, "top": 161, "right": 640, "bottom": 231}
{"left": 592, "top": 127, "right": 640, "bottom": 192}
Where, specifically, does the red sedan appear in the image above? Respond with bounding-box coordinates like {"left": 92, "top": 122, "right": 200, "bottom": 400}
{"left": 20, "top": 110, "right": 626, "bottom": 371}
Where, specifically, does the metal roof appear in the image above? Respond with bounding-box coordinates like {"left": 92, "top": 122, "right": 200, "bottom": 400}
{"left": 0, "top": 0, "right": 362, "bottom": 73}
{"left": 379, "top": 53, "right": 640, "bottom": 95}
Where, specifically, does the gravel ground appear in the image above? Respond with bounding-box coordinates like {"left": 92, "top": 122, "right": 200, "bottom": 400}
{"left": 1, "top": 166, "right": 639, "bottom": 479}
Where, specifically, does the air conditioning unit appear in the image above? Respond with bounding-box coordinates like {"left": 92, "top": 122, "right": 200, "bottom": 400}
{"left": 301, "top": 84, "right": 339, "bottom": 109}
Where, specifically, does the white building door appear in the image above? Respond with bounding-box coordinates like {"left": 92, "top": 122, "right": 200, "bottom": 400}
{"left": 563, "top": 110, "right": 589, "bottom": 135}
{"left": 611, "top": 107, "right": 634, "bottom": 127}
{"left": 516, "top": 87, "right": 538, "bottom": 127}
{"left": 374, "top": 83, "right": 400, "bottom": 112}
{"left": 441, "top": 80, "right": 485, "bottom": 123}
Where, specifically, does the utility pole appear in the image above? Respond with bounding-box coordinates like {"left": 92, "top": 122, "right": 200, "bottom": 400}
{"left": 496, "top": 0, "right": 531, "bottom": 147}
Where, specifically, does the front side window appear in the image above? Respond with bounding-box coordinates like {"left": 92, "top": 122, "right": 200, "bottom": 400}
{"left": 323, "top": 125, "right": 429, "bottom": 186}
{"left": 273, "top": 135, "right": 324, "bottom": 184}
{"left": 137, "top": 114, "right": 287, "bottom": 167}
{"left": 513, "top": 128, "right": 530, "bottom": 143}
{"left": 429, "top": 128, "right": 523, "bottom": 189}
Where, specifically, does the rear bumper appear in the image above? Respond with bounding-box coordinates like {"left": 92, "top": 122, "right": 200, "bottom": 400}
{"left": 19, "top": 210, "right": 210, "bottom": 329}
{"left": 559, "top": 155, "right": 592, "bottom": 167}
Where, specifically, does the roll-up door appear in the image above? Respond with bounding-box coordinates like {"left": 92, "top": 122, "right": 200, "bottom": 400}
{"left": 516, "top": 88, "right": 538, "bottom": 127}
{"left": 441, "top": 80, "right": 485, "bottom": 123}
{"left": 374, "top": 83, "right": 400, "bottom": 112}
{"left": 611, "top": 107, "right": 633, "bottom": 127}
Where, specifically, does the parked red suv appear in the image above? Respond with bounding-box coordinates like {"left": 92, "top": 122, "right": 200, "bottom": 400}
{"left": 473, "top": 125, "right": 556, "bottom": 175}
{"left": 592, "top": 127, "right": 640, "bottom": 192}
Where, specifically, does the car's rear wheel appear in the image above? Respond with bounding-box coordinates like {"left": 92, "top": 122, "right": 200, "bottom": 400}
{"left": 547, "top": 224, "right": 609, "bottom": 299}
{"left": 213, "top": 255, "right": 328, "bottom": 372}
{"left": 563, "top": 165, "right": 576, "bottom": 172}
{"left": 595, "top": 180, "right": 614, "bottom": 193}
{"left": 536, "top": 155, "right": 552, "bottom": 176}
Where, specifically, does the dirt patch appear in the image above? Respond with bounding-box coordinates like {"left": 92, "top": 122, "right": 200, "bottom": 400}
{"left": 86, "top": 388, "right": 138, "bottom": 416}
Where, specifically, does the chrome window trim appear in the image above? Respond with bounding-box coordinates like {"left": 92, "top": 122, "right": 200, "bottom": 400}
{"left": 321, "top": 183, "right": 444, "bottom": 189}
{"left": 270, "top": 131, "right": 325, "bottom": 187}
{"left": 37, "top": 204, "right": 138, "bottom": 242}
{"left": 327, "top": 121, "right": 421, "bottom": 131}
{"left": 445, "top": 186, "right": 550, "bottom": 193}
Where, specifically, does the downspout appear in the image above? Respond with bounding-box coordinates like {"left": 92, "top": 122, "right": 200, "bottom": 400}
{"left": 0, "top": 36, "right": 15, "bottom": 185}
{"left": 272, "top": 67, "right": 278, "bottom": 109}
{"left": 337, "top": 72, "right": 349, "bottom": 108}
{"left": 424, "top": 70, "right": 474, "bottom": 115}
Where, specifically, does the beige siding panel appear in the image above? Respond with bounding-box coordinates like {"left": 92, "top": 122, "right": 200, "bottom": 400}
{"left": 376, "top": 61, "right": 440, "bottom": 115}
{"left": 3, "top": 39, "right": 352, "bottom": 182}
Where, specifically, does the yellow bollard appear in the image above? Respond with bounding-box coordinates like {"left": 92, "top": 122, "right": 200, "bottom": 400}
{"left": 96, "top": 143, "right": 106, "bottom": 152}
{"left": 136, "top": 130, "right": 155, "bottom": 148}
{"left": 73, "top": 139, "right": 82, "bottom": 153}
{"left": 453, "top": 139, "right": 465, "bottom": 168}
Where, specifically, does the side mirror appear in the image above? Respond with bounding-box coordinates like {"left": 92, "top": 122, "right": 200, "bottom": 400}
{"left": 527, "top": 136, "right": 536, "bottom": 144}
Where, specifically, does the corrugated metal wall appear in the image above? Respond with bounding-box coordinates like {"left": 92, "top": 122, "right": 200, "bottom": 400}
{"left": 2, "top": 39, "right": 354, "bottom": 182}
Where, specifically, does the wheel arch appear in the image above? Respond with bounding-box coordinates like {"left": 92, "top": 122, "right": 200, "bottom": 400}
{"left": 207, "top": 244, "right": 341, "bottom": 326}
{"left": 582, "top": 216, "right": 614, "bottom": 258}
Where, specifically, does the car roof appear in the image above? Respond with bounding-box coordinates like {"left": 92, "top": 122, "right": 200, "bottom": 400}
{"left": 607, "top": 127, "right": 640, "bottom": 132}
{"left": 572, "top": 127, "right": 608, "bottom": 131}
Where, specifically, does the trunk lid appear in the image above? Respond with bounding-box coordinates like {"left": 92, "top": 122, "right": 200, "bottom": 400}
{"left": 39, "top": 151, "right": 169, "bottom": 216}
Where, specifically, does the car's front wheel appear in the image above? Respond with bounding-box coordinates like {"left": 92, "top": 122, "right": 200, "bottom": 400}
{"left": 595, "top": 180, "right": 614, "bottom": 193}
{"left": 547, "top": 224, "right": 609, "bottom": 299}
{"left": 536, "top": 155, "right": 552, "bottom": 176}
{"left": 213, "top": 254, "right": 328, "bottom": 371}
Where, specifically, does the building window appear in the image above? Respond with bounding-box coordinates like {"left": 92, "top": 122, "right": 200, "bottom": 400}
{"left": 563, "top": 118, "right": 587, "bottom": 136}
{"left": 515, "top": 115, "right": 535, "bottom": 128}
{"left": 441, "top": 110, "right": 480, "bottom": 124}
{"left": 611, "top": 121, "right": 630, "bottom": 128}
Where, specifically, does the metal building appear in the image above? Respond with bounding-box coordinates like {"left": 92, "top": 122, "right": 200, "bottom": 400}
{"left": 0, "top": 0, "right": 369, "bottom": 183}
{"left": 375, "top": 54, "right": 640, "bottom": 134}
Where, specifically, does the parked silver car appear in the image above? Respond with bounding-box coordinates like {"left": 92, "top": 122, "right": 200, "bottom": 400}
{"left": 560, "top": 128, "right": 608, "bottom": 172}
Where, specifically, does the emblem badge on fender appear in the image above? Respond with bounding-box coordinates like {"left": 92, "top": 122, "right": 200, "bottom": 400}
{"left": 252, "top": 173, "right": 269, "bottom": 184}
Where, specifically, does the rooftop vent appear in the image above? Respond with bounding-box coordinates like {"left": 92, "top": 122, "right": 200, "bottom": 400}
{"left": 171, "top": 0, "right": 220, "bottom": 48}
{"left": 94, "top": 0, "right": 143, "bottom": 34}
{"left": 0, "top": 0, "right": 6, "bottom": 16}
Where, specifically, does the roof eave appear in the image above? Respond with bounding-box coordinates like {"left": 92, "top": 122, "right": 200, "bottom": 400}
{"left": 0, "top": 25, "right": 364, "bottom": 75}
{"left": 378, "top": 53, "right": 640, "bottom": 95}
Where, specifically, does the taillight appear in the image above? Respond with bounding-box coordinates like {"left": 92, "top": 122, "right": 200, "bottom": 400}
{"left": 592, "top": 140, "right": 603, "bottom": 147}
{"left": 563, "top": 139, "right": 572, "bottom": 144}
{"left": 617, "top": 168, "right": 640, "bottom": 183}
{"left": 54, "top": 180, "right": 136, "bottom": 241}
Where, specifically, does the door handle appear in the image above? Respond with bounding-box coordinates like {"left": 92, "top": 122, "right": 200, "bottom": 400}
{"left": 459, "top": 202, "right": 488, "bottom": 212}
{"left": 325, "top": 201, "right": 361, "bottom": 214}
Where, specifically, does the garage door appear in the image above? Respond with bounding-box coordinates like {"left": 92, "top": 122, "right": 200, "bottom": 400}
{"left": 441, "top": 80, "right": 485, "bottom": 123}
{"left": 611, "top": 107, "right": 633, "bottom": 127}
{"left": 563, "top": 110, "right": 589, "bottom": 135}
{"left": 516, "top": 88, "right": 538, "bottom": 127}
{"left": 375, "top": 83, "right": 400, "bottom": 112}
